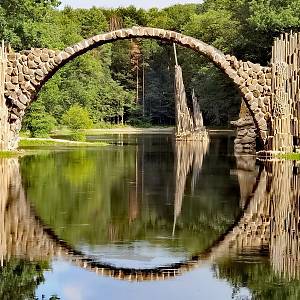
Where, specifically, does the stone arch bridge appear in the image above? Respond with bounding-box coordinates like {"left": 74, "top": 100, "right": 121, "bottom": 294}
{"left": 0, "top": 156, "right": 299, "bottom": 281}
{"left": 0, "top": 27, "right": 300, "bottom": 153}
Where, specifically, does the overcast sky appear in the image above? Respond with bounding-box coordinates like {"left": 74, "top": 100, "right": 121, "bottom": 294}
{"left": 59, "top": 0, "right": 202, "bottom": 10}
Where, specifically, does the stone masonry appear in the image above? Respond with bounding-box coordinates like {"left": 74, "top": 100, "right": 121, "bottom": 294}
{"left": 0, "top": 27, "right": 272, "bottom": 151}
{"left": 231, "top": 100, "right": 257, "bottom": 154}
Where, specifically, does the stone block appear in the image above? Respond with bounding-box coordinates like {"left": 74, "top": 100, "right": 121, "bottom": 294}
{"left": 35, "top": 75, "right": 43, "bottom": 81}
{"left": 240, "top": 136, "right": 255, "bottom": 144}
{"left": 35, "top": 69, "right": 44, "bottom": 77}
{"left": 28, "top": 53, "right": 35, "bottom": 60}
{"left": 41, "top": 66, "right": 48, "bottom": 75}
{"left": 17, "top": 64, "right": 23, "bottom": 73}
{"left": 25, "top": 82, "right": 36, "bottom": 92}
{"left": 28, "top": 60, "right": 38, "bottom": 69}
{"left": 54, "top": 55, "right": 62, "bottom": 64}
{"left": 48, "top": 50, "right": 55, "bottom": 58}
{"left": 11, "top": 76, "right": 18, "bottom": 84}
{"left": 33, "top": 56, "right": 41, "bottom": 64}
{"left": 40, "top": 53, "right": 49, "bottom": 62}
{"left": 32, "top": 49, "right": 42, "bottom": 56}
{"left": 11, "top": 68, "right": 18, "bottom": 76}
{"left": 61, "top": 52, "right": 70, "bottom": 60}
{"left": 18, "top": 74, "right": 25, "bottom": 83}
{"left": 45, "top": 63, "right": 52, "bottom": 72}
{"left": 6, "top": 67, "right": 13, "bottom": 76}
{"left": 65, "top": 47, "right": 75, "bottom": 55}
{"left": 18, "top": 94, "right": 29, "bottom": 105}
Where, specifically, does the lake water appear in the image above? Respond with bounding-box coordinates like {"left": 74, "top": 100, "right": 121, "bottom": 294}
{"left": 1, "top": 133, "right": 300, "bottom": 299}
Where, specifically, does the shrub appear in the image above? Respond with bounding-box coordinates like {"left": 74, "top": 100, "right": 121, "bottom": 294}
{"left": 70, "top": 131, "right": 86, "bottom": 142}
{"left": 61, "top": 104, "right": 94, "bottom": 142}
{"left": 62, "top": 104, "right": 93, "bottom": 131}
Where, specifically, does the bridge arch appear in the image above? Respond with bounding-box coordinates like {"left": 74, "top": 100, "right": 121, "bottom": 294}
{"left": 5, "top": 27, "right": 271, "bottom": 147}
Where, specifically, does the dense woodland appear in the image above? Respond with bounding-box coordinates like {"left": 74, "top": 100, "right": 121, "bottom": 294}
{"left": 1, "top": 0, "right": 300, "bottom": 133}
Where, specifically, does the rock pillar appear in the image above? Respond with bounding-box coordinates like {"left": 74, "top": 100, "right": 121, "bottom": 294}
{"left": 232, "top": 100, "right": 257, "bottom": 154}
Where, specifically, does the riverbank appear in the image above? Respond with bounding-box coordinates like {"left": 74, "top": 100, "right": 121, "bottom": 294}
{"left": 0, "top": 138, "right": 109, "bottom": 157}
{"left": 19, "top": 138, "right": 108, "bottom": 147}
{"left": 52, "top": 126, "right": 236, "bottom": 136}
{"left": 51, "top": 126, "right": 175, "bottom": 136}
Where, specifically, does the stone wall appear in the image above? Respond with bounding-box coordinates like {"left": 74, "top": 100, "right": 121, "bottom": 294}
{"left": 232, "top": 100, "right": 257, "bottom": 154}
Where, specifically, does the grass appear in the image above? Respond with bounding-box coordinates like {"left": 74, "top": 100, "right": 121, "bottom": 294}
{"left": 277, "top": 153, "right": 300, "bottom": 160}
{"left": 19, "top": 138, "right": 108, "bottom": 148}
{"left": 52, "top": 125, "right": 174, "bottom": 136}
{"left": 0, "top": 150, "right": 22, "bottom": 158}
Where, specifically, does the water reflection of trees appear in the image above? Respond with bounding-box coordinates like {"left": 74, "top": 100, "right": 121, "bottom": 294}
{"left": 2, "top": 142, "right": 300, "bottom": 294}
{"left": 20, "top": 136, "right": 240, "bottom": 255}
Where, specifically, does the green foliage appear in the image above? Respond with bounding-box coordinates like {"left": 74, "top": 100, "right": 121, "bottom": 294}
{"left": 0, "top": 259, "right": 48, "bottom": 300}
{"left": 70, "top": 131, "right": 86, "bottom": 142}
{"left": 216, "top": 258, "right": 300, "bottom": 299}
{"left": 3, "top": 0, "right": 300, "bottom": 130}
{"left": 62, "top": 104, "right": 93, "bottom": 131}
{"left": 23, "top": 102, "right": 56, "bottom": 138}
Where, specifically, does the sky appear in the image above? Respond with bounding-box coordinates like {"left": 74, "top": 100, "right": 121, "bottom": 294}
{"left": 59, "top": 0, "right": 202, "bottom": 10}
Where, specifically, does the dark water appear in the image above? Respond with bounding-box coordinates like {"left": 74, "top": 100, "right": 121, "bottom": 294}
{"left": 1, "top": 134, "right": 300, "bottom": 299}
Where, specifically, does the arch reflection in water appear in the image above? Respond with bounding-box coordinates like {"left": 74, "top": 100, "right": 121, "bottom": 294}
{"left": 0, "top": 146, "right": 300, "bottom": 296}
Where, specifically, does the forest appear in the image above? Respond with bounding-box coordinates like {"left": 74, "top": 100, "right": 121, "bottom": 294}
{"left": 1, "top": 0, "right": 300, "bottom": 135}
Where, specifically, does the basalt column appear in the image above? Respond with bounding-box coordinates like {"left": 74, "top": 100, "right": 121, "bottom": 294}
{"left": 0, "top": 43, "right": 17, "bottom": 150}
{"left": 266, "top": 33, "right": 300, "bottom": 152}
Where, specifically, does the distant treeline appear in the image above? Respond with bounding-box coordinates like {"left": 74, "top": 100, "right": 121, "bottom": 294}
{"left": 1, "top": 0, "right": 300, "bottom": 128}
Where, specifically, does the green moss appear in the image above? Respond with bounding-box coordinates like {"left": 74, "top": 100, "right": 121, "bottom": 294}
{"left": 0, "top": 151, "right": 21, "bottom": 158}
{"left": 19, "top": 138, "right": 108, "bottom": 148}
{"left": 277, "top": 153, "right": 300, "bottom": 160}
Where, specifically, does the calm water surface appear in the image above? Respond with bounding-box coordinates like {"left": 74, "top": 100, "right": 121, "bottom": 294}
{"left": 1, "top": 134, "right": 300, "bottom": 299}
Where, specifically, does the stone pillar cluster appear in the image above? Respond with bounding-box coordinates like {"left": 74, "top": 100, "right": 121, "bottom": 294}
{"left": 266, "top": 32, "right": 300, "bottom": 152}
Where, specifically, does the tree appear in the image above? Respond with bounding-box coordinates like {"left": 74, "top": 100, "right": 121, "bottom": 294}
{"left": 23, "top": 102, "right": 56, "bottom": 138}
